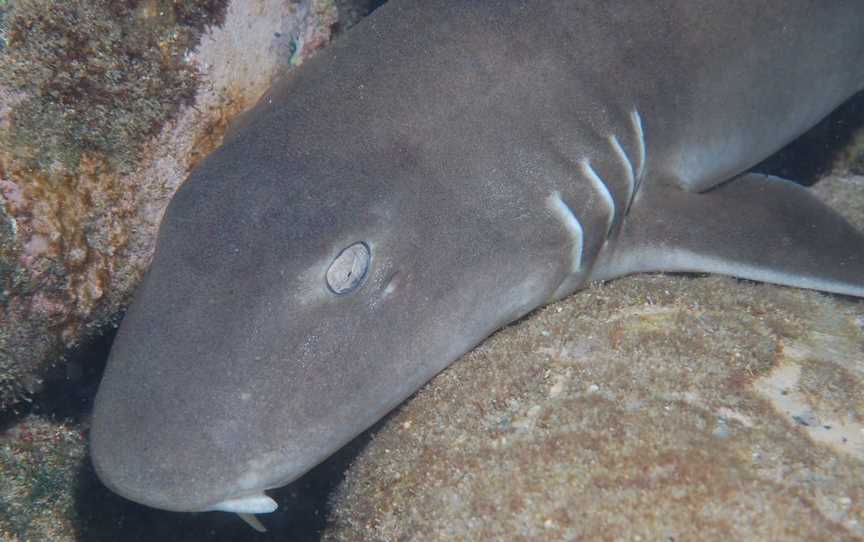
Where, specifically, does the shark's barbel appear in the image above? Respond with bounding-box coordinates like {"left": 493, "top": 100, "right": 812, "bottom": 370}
{"left": 91, "top": 0, "right": 864, "bottom": 529}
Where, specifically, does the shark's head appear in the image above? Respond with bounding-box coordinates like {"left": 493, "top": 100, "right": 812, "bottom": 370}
{"left": 90, "top": 103, "right": 567, "bottom": 519}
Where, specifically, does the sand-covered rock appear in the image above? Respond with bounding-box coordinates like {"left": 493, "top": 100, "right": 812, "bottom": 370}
{"left": 326, "top": 178, "right": 864, "bottom": 542}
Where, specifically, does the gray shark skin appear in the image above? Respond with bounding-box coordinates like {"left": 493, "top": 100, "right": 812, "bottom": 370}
{"left": 91, "top": 0, "right": 864, "bottom": 523}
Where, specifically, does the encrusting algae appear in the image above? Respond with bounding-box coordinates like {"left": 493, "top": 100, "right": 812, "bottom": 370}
{"left": 0, "top": 0, "right": 229, "bottom": 410}
{"left": 0, "top": 0, "right": 338, "bottom": 411}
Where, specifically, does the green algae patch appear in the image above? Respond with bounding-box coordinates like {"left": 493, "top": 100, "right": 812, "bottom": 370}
{"left": 0, "top": 0, "right": 227, "bottom": 172}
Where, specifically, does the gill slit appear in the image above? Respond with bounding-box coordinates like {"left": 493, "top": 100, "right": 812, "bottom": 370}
{"left": 579, "top": 159, "right": 615, "bottom": 236}
{"left": 547, "top": 191, "right": 584, "bottom": 274}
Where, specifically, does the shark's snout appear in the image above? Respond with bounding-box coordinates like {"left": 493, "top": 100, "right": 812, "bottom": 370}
{"left": 91, "top": 418, "right": 278, "bottom": 515}
{"left": 91, "top": 414, "right": 280, "bottom": 531}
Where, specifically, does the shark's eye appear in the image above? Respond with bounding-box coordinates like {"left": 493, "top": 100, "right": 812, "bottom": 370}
{"left": 326, "top": 242, "right": 370, "bottom": 294}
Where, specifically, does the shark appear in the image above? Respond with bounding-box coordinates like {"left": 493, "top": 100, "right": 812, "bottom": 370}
{"left": 91, "top": 0, "right": 864, "bottom": 532}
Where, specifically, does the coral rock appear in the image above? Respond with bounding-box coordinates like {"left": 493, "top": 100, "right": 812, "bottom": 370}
{"left": 0, "top": 0, "right": 337, "bottom": 408}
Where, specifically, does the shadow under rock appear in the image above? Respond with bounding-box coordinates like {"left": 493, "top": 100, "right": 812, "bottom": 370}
{"left": 755, "top": 90, "right": 864, "bottom": 184}
{"left": 0, "top": 326, "right": 116, "bottom": 432}
{"left": 332, "top": 0, "right": 388, "bottom": 33}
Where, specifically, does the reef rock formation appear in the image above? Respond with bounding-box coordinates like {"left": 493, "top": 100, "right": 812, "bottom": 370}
{"left": 0, "top": 0, "right": 337, "bottom": 409}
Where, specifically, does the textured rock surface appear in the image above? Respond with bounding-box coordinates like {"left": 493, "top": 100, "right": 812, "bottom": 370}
{"left": 0, "top": 416, "right": 87, "bottom": 542}
{"left": 812, "top": 175, "right": 864, "bottom": 230}
{"left": 326, "top": 177, "right": 864, "bottom": 542}
{"left": 0, "top": 0, "right": 337, "bottom": 409}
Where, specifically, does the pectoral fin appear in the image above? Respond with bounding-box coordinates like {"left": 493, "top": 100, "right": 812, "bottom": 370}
{"left": 592, "top": 173, "right": 864, "bottom": 297}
